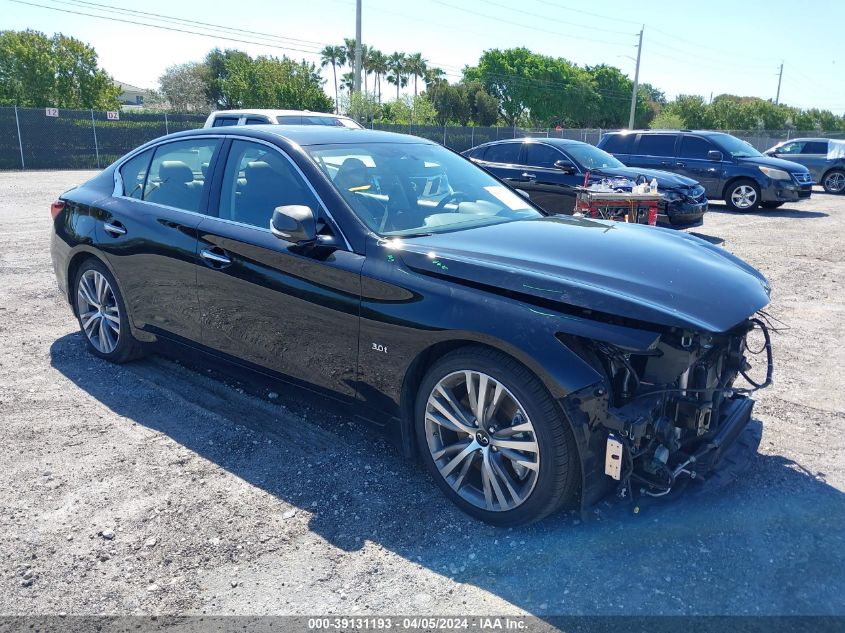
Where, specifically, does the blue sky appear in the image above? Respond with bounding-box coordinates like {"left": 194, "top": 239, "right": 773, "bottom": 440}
{"left": 5, "top": 0, "right": 845, "bottom": 114}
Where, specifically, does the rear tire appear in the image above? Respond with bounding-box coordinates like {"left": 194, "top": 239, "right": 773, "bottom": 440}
{"left": 724, "top": 179, "right": 761, "bottom": 211}
{"left": 415, "top": 346, "right": 578, "bottom": 526}
{"left": 822, "top": 169, "right": 845, "bottom": 194}
{"left": 760, "top": 201, "right": 784, "bottom": 209}
{"left": 73, "top": 259, "right": 143, "bottom": 363}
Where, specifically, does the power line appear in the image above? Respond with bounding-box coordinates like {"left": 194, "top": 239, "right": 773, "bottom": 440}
{"left": 9, "top": 0, "right": 324, "bottom": 56}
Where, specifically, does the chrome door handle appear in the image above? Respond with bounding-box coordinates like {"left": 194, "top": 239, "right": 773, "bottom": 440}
{"left": 200, "top": 248, "right": 232, "bottom": 266}
{"left": 103, "top": 221, "right": 126, "bottom": 237}
{"left": 675, "top": 162, "right": 686, "bottom": 168}
{"left": 521, "top": 172, "right": 537, "bottom": 181}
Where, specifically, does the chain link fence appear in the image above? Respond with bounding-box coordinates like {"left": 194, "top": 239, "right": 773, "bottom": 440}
{"left": 2, "top": 106, "right": 844, "bottom": 170}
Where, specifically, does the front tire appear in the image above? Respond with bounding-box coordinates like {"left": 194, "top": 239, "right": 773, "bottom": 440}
{"left": 724, "top": 179, "right": 761, "bottom": 211}
{"left": 74, "top": 259, "right": 142, "bottom": 363}
{"left": 822, "top": 169, "right": 845, "bottom": 194}
{"left": 415, "top": 346, "right": 578, "bottom": 526}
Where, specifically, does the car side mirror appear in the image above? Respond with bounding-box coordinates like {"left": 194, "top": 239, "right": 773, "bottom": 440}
{"left": 707, "top": 150, "right": 723, "bottom": 161}
{"left": 554, "top": 159, "right": 577, "bottom": 174}
{"left": 270, "top": 205, "right": 317, "bottom": 244}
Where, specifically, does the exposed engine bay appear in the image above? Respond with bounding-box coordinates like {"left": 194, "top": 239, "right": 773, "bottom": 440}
{"left": 568, "top": 312, "right": 776, "bottom": 506}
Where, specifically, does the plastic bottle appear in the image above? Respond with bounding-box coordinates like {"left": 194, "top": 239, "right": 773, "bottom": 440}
{"left": 650, "top": 178, "right": 658, "bottom": 194}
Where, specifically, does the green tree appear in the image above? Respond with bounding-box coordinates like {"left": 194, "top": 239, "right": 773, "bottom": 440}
{"left": 386, "top": 52, "right": 407, "bottom": 100}
{"left": 428, "top": 82, "right": 470, "bottom": 125}
{"left": 0, "top": 30, "right": 119, "bottom": 108}
{"left": 158, "top": 62, "right": 210, "bottom": 112}
{"left": 203, "top": 48, "right": 251, "bottom": 109}
{"left": 405, "top": 52, "right": 428, "bottom": 96}
{"left": 650, "top": 110, "right": 685, "bottom": 129}
{"left": 382, "top": 94, "right": 437, "bottom": 125}
{"left": 320, "top": 45, "right": 345, "bottom": 113}
{"left": 664, "top": 94, "right": 709, "bottom": 128}
{"left": 368, "top": 49, "right": 388, "bottom": 103}
{"left": 214, "top": 52, "right": 332, "bottom": 111}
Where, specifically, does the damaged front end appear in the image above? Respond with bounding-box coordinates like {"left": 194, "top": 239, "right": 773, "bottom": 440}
{"left": 563, "top": 315, "right": 774, "bottom": 510}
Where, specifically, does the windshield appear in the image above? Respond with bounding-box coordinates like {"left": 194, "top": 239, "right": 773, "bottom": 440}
{"left": 564, "top": 144, "right": 624, "bottom": 170}
{"left": 710, "top": 133, "right": 763, "bottom": 158}
{"left": 306, "top": 142, "right": 542, "bottom": 236}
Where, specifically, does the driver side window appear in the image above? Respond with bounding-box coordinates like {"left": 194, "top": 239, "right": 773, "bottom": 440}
{"left": 776, "top": 141, "right": 804, "bottom": 155}
{"left": 218, "top": 141, "right": 319, "bottom": 229}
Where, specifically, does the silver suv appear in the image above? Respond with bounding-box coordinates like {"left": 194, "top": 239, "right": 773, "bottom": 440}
{"left": 765, "top": 138, "right": 845, "bottom": 194}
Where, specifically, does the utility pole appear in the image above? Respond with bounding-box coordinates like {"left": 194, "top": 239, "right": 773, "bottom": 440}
{"left": 775, "top": 62, "right": 783, "bottom": 105}
{"left": 353, "top": 0, "right": 362, "bottom": 93}
{"left": 628, "top": 27, "right": 643, "bottom": 129}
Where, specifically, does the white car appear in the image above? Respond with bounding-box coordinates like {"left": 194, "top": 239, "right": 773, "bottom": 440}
{"left": 203, "top": 109, "right": 363, "bottom": 129}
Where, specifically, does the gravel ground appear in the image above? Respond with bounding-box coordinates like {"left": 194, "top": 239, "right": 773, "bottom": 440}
{"left": 1, "top": 170, "right": 843, "bottom": 617}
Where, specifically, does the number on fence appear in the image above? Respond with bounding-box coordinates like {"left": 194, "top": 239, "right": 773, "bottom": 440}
{"left": 106, "top": 111, "right": 120, "bottom": 121}
{"left": 45, "top": 108, "right": 59, "bottom": 118}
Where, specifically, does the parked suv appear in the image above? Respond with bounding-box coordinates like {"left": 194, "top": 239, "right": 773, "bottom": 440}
{"left": 463, "top": 138, "right": 708, "bottom": 227}
{"left": 764, "top": 138, "right": 845, "bottom": 194}
{"left": 204, "top": 109, "right": 363, "bottom": 129}
{"left": 598, "top": 130, "right": 813, "bottom": 211}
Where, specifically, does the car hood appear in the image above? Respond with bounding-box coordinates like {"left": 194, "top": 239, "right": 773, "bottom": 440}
{"left": 589, "top": 166, "right": 700, "bottom": 190}
{"left": 397, "top": 216, "right": 770, "bottom": 333}
{"left": 736, "top": 154, "right": 811, "bottom": 173}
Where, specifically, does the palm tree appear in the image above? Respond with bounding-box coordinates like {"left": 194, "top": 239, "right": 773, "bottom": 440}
{"left": 360, "top": 44, "right": 371, "bottom": 95}
{"left": 340, "top": 71, "right": 354, "bottom": 93}
{"left": 368, "top": 49, "right": 388, "bottom": 103}
{"left": 424, "top": 66, "right": 446, "bottom": 90}
{"left": 320, "top": 45, "right": 346, "bottom": 113}
{"left": 387, "top": 52, "right": 407, "bottom": 100}
{"left": 405, "top": 52, "right": 428, "bottom": 97}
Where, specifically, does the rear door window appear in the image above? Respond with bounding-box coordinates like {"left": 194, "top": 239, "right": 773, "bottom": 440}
{"left": 600, "top": 133, "right": 635, "bottom": 154}
{"left": 801, "top": 141, "right": 828, "bottom": 154}
{"left": 120, "top": 148, "right": 154, "bottom": 199}
{"left": 245, "top": 117, "right": 269, "bottom": 125}
{"left": 211, "top": 117, "right": 239, "bottom": 127}
{"left": 679, "top": 136, "right": 717, "bottom": 160}
{"left": 144, "top": 139, "right": 219, "bottom": 213}
{"left": 276, "top": 115, "right": 303, "bottom": 125}
{"left": 636, "top": 134, "right": 677, "bottom": 157}
{"left": 484, "top": 143, "right": 521, "bottom": 165}
{"left": 523, "top": 143, "right": 564, "bottom": 168}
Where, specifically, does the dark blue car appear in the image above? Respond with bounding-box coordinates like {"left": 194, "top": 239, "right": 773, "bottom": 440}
{"left": 598, "top": 130, "right": 814, "bottom": 211}
{"left": 463, "top": 138, "right": 708, "bottom": 227}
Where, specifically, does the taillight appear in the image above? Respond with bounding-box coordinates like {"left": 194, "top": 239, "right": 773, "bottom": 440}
{"left": 50, "top": 200, "right": 65, "bottom": 220}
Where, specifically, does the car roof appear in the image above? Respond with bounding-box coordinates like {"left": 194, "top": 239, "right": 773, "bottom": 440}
{"left": 610, "top": 130, "right": 733, "bottom": 136}
{"left": 776, "top": 137, "right": 831, "bottom": 143}
{"left": 479, "top": 137, "right": 588, "bottom": 147}
{"left": 209, "top": 109, "right": 353, "bottom": 119}
{"left": 162, "top": 124, "right": 436, "bottom": 146}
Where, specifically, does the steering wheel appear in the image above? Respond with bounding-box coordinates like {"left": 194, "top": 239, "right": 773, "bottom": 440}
{"left": 435, "top": 191, "right": 470, "bottom": 212}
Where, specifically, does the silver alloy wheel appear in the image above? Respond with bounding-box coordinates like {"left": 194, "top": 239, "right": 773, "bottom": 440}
{"left": 825, "top": 171, "right": 845, "bottom": 193}
{"left": 731, "top": 184, "right": 758, "bottom": 209}
{"left": 424, "top": 370, "right": 540, "bottom": 512}
{"left": 76, "top": 269, "right": 120, "bottom": 354}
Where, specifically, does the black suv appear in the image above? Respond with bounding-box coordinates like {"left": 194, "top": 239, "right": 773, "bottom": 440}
{"left": 463, "top": 138, "right": 708, "bottom": 227}
{"left": 598, "top": 130, "right": 813, "bottom": 211}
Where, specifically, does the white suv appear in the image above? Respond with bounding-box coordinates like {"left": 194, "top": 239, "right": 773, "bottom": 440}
{"left": 203, "top": 109, "right": 363, "bottom": 129}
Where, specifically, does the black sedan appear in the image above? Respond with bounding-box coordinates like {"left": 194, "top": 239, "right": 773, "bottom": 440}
{"left": 51, "top": 125, "right": 771, "bottom": 526}
{"left": 463, "top": 138, "right": 708, "bottom": 227}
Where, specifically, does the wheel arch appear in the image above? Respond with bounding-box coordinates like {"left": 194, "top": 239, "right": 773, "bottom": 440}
{"left": 397, "top": 337, "right": 599, "bottom": 506}
{"left": 721, "top": 175, "right": 761, "bottom": 200}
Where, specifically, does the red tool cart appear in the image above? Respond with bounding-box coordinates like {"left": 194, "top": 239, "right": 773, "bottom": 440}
{"left": 574, "top": 187, "right": 661, "bottom": 225}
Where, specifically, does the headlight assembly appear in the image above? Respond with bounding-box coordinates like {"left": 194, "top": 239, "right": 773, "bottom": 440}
{"left": 758, "top": 165, "right": 791, "bottom": 181}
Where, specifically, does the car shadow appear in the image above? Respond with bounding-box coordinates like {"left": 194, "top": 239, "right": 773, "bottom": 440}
{"left": 49, "top": 333, "right": 845, "bottom": 616}
{"left": 706, "top": 201, "right": 829, "bottom": 219}
{"left": 687, "top": 232, "right": 725, "bottom": 245}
